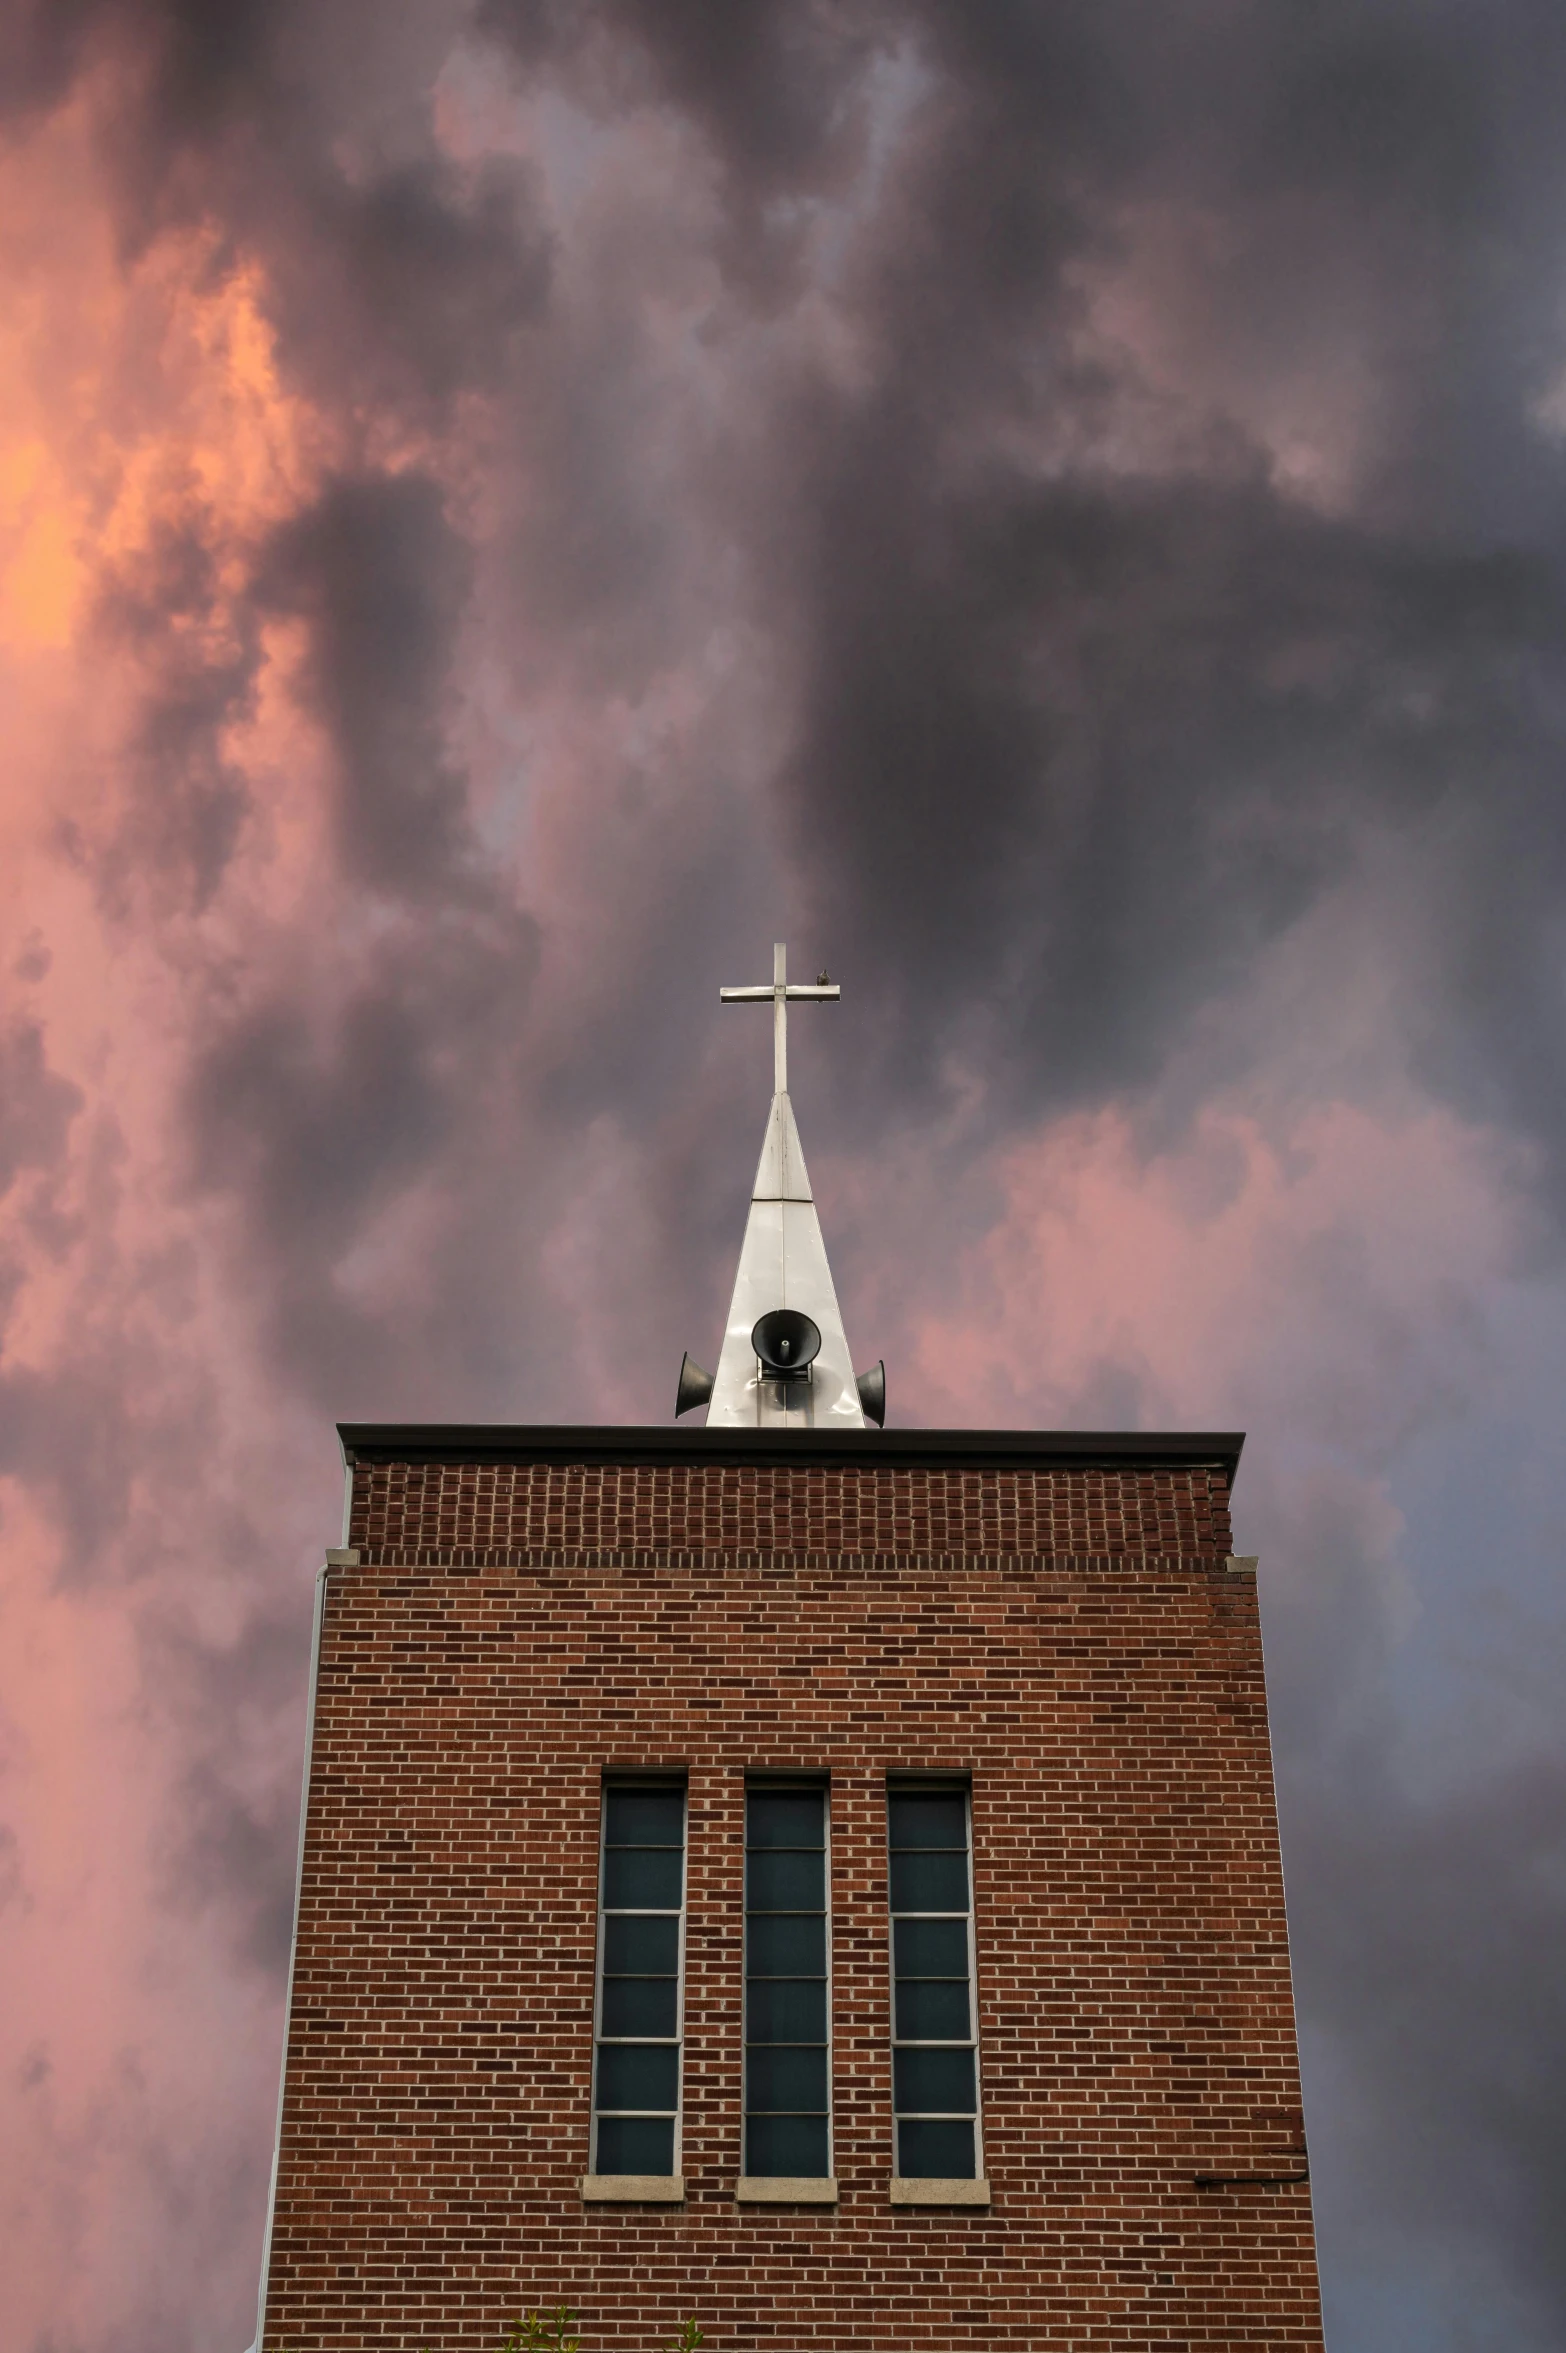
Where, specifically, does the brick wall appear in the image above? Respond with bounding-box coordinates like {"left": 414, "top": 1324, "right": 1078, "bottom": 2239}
{"left": 262, "top": 1443, "right": 1320, "bottom": 2352}
{"left": 346, "top": 1455, "right": 1234, "bottom": 1561}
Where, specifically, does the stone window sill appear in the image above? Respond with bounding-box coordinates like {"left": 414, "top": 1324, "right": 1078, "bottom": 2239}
{"left": 579, "top": 2174, "right": 685, "bottom": 2203}
{"left": 735, "top": 2176, "right": 839, "bottom": 2205}
{"left": 890, "top": 2176, "right": 991, "bottom": 2207}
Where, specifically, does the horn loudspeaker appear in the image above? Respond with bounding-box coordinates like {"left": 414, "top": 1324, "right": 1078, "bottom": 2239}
{"left": 675, "top": 1352, "right": 715, "bottom": 1418}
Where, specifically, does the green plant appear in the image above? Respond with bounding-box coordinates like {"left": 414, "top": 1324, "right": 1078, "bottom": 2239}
{"left": 495, "top": 2302, "right": 705, "bottom": 2352}
{"left": 498, "top": 2309, "right": 583, "bottom": 2353}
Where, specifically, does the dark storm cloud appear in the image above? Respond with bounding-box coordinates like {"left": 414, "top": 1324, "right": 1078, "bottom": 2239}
{"left": 1293, "top": 1748, "right": 1566, "bottom": 2346}
{"left": 189, "top": 985, "right": 453, "bottom": 1250}
{"left": 78, "top": 506, "right": 261, "bottom": 918}
{"left": 0, "top": 1021, "right": 83, "bottom": 1197}
{"left": 786, "top": 455, "right": 1566, "bottom": 1129}
{"left": 0, "top": 0, "right": 293, "bottom": 155}
{"left": 480, "top": 0, "right": 891, "bottom": 299}
{"left": 178, "top": 464, "right": 547, "bottom": 1412}
{"left": 0, "top": 1344, "right": 195, "bottom": 1580}
{"left": 8, "top": 5, "right": 1566, "bottom": 2349}
{"left": 299, "top": 154, "right": 551, "bottom": 406}
{"left": 257, "top": 472, "right": 478, "bottom": 893}
{"left": 180, "top": 892, "right": 539, "bottom": 1416}
{"left": 3, "top": 0, "right": 553, "bottom": 424}
{"left": 481, "top": 0, "right": 1566, "bottom": 1183}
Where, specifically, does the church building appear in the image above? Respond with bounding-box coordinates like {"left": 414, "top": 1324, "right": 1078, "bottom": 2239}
{"left": 252, "top": 948, "right": 1323, "bottom": 2350}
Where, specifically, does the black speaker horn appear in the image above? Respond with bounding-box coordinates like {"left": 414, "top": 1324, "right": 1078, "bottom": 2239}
{"left": 855, "top": 1360, "right": 886, "bottom": 1426}
{"left": 675, "top": 1352, "right": 715, "bottom": 1417}
{"left": 751, "top": 1308, "right": 821, "bottom": 1378}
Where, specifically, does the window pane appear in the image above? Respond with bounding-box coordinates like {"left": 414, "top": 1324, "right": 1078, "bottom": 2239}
{"left": 744, "top": 1786, "right": 831, "bottom": 2172}
{"left": 888, "top": 1794, "right": 968, "bottom": 1851}
{"left": 892, "top": 2045, "right": 975, "bottom": 2115}
{"left": 601, "top": 1977, "right": 678, "bottom": 2038}
{"left": 746, "top": 1913, "right": 826, "bottom": 1976}
{"left": 889, "top": 1849, "right": 969, "bottom": 1913}
{"left": 596, "top": 2114, "right": 675, "bottom": 2174}
{"left": 894, "top": 1976, "right": 971, "bottom": 2041}
{"left": 746, "top": 2114, "right": 829, "bottom": 2177}
{"left": 595, "top": 1785, "right": 685, "bottom": 2180}
{"left": 603, "top": 1847, "right": 683, "bottom": 1910}
{"left": 602, "top": 1914, "right": 679, "bottom": 1976}
{"left": 745, "top": 1978, "right": 827, "bottom": 2042}
{"left": 746, "top": 1848, "right": 825, "bottom": 1910}
{"left": 747, "top": 1793, "right": 825, "bottom": 1849}
{"left": 595, "top": 2042, "right": 679, "bottom": 2112}
{"left": 888, "top": 1785, "right": 979, "bottom": 2178}
{"left": 604, "top": 1790, "right": 685, "bottom": 1846}
{"left": 746, "top": 2044, "right": 828, "bottom": 2114}
{"left": 893, "top": 1916, "right": 970, "bottom": 1978}
{"left": 897, "top": 2118, "right": 975, "bottom": 2179}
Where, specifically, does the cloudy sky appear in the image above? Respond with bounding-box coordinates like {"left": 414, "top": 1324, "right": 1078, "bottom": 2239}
{"left": 1, "top": 2, "right": 1564, "bottom": 2346}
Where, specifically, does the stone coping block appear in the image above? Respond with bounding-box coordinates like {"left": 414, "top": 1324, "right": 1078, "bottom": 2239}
{"left": 734, "top": 2177, "right": 839, "bottom": 2204}
{"left": 890, "top": 2177, "right": 992, "bottom": 2207}
{"left": 579, "top": 2174, "right": 685, "bottom": 2203}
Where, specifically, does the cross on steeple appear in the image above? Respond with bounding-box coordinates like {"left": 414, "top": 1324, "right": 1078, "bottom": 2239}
{"left": 679, "top": 939, "right": 881, "bottom": 1429}
{"left": 720, "top": 942, "right": 840, "bottom": 1095}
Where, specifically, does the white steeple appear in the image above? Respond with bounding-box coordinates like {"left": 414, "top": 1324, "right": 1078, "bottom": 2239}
{"left": 678, "top": 944, "right": 881, "bottom": 1429}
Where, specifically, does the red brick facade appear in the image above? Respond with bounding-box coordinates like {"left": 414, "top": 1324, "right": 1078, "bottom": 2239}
{"left": 259, "top": 1428, "right": 1322, "bottom": 2351}
{"left": 346, "top": 1453, "right": 1233, "bottom": 1562}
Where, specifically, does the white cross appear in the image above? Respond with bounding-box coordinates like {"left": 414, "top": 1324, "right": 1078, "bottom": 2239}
{"left": 721, "top": 942, "right": 840, "bottom": 1095}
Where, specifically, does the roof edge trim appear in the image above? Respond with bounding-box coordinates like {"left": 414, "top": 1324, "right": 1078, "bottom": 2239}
{"left": 337, "top": 1423, "right": 1245, "bottom": 1481}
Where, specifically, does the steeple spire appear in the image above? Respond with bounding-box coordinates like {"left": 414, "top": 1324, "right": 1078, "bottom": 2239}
{"left": 676, "top": 944, "right": 883, "bottom": 1429}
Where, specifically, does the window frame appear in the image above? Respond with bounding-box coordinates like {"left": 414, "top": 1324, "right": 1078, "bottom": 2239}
{"left": 741, "top": 1775, "right": 834, "bottom": 2182}
{"left": 885, "top": 1776, "right": 984, "bottom": 2183}
{"left": 590, "top": 1774, "right": 689, "bottom": 2179}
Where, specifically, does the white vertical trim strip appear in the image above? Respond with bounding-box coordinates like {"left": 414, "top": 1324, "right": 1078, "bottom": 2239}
{"left": 966, "top": 1783, "right": 986, "bottom": 2182}
{"left": 590, "top": 1785, "right": 609, "bottom": 2175}
{"left": 674, "top": 1784, "right": 688, "bottom": 2177}
{"left": 250, "top": 1561, "right": 332, "bottom": 2353}
{"left": 824, "top": 1784, "right": 835, "bottom": 2181}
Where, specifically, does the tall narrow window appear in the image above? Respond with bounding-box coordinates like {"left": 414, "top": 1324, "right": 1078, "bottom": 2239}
{"left": 888, "top": 1783, "right": 981, "bottom": 2180}
{"left": 745, "top": 1784, "right": 831, "bottom": 2179}
{"left": 592, "top": 1782, "right": 686, "bottom": 2176}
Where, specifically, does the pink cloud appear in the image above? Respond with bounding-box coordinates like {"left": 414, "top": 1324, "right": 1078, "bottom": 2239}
{"left": 909, "top": 1095, "right": 1529, "bottom": 1452}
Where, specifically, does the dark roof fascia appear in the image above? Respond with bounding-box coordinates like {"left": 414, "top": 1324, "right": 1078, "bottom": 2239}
{"left": 337, "top": 1423, "right": 1245, "bottom": 1483}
